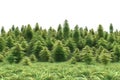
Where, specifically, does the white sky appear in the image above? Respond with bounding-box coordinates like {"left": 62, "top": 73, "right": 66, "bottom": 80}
{"left": 0, "top": 0, "right": 120, "bottom": 31}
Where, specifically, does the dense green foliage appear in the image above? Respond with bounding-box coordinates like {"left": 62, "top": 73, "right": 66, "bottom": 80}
{"left": 0, "top": 20, "right": 120, "bottom": 64}
{"left": 0, "top": 62, "right": 120, "bottom": 80}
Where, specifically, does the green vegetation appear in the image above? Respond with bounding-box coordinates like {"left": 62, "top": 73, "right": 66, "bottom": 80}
{"left": 0, "top": 20, "right": 119, "bottom": 63}
{"left": 0, "top": 62, "right": 120, "bottom": 80}
{"left": 1, "top": 20, "right": 120, "bottom": 79}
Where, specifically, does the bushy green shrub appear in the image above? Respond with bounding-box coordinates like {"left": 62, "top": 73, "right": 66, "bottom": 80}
{"left": 48, "top": 57, "right": 54, "bottom": 63}
{"left": 73, "top": 48, "right": 81, "bottom": 62}
{"left": 65, "top": 38, "right": 76, "bottom": 53}
{"left": 113, "top": 45, "right": 120, "bottom": 62}
{"left": 29, "top": 54, "right": 37, "bottom": 62}
{"left": 82, "top": 52, "right": 93, "bottom": 64}
{"left": 7, "top": 55, "right": 14, "bottom": 64}
{"left": 99, "top": 49, "right": 111, "bottom": 65}
{"left": 39, "top": 47, "right": 50, "bottom": 62}
{"left": 0, "top": 54, "right": 4, "bottom": 62}
{"left": 7, "top": 43, "right": 24, "bottom": 63}
{"left": 52, "top": 41, "right": 68, "bottom": 62}
{"left": 0, "top": 37, "right": 5, "bottom": 52}
{"left": 21, "top": 56, "right": 31, "bottom": 66}
{"left": 33, "top": 41, "right": 43, "bottom": 59}
{"left": 81, "top": 46, "right": 93, "bottom": 64}
{"left": 70, "top": 57, "right": 76, "bottom": 64}
{"left": 99, "top": 53, "right": 111, "bottom": 65}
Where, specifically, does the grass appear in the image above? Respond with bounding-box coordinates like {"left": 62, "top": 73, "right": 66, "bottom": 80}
{"left": 0, "top": 62, "right": 120, "bottom": 80}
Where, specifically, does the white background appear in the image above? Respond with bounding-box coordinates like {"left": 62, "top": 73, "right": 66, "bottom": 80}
{"left": 0, "top": 0, "right": 120, "bottom": 31}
